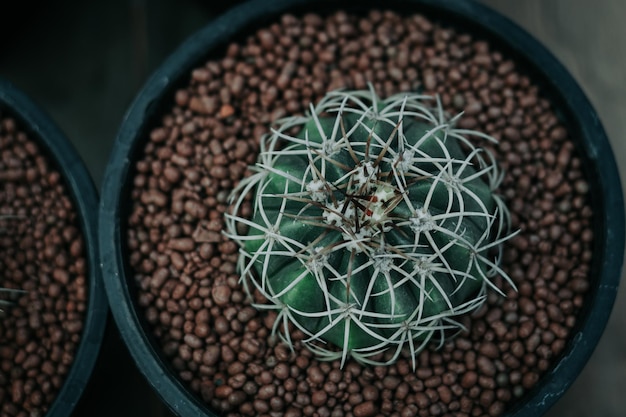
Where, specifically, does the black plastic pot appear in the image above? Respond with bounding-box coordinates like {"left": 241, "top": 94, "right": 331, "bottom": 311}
{"left": 0, "top": 78, "right": 108, "bottom": 416}
{"left": 98, "top": 0, "right": 625, "bottom": 416}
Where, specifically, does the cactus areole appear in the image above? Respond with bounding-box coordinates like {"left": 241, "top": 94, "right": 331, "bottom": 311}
{"left": 226, "top": 87, "right": 515, "bottom": 367}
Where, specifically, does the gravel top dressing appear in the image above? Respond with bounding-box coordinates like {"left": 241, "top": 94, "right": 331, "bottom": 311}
{"left": 0, "top": 113, "right": 88, "bottom": 417}
{"left": 127, "top": 10, "right": 592, "bottom": 417}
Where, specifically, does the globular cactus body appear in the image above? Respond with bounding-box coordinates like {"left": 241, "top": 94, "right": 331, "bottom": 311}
{"left": 226, "top": 88, "right": 514, "bottom": 366}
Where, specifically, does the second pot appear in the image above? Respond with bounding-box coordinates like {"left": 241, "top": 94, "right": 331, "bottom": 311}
{"left": 0, "top": 78, "right": 108, "bottom": 417}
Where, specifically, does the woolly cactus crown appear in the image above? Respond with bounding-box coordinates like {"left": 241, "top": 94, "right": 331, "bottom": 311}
{"left": 226, "top": 87, "right": 515, "bottom": 367}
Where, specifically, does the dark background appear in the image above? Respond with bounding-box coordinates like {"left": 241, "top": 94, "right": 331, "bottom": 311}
{"left": 1, "top": 0, "right": 624, "bottom": 416}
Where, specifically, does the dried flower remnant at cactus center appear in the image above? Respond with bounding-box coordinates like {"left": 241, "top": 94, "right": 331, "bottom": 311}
{"left": 226, "top": 87, "right": 516, "bottom": 367}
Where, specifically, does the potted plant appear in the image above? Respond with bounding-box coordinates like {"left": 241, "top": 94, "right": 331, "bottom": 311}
{"left": 0, "top": 78, "right": 108, "bottom": 417}
{"left": 224, "top": 86, "right": 518, "bottom": 369}
{"left": 99, "top": 0, "right": 624, "bottom": 416}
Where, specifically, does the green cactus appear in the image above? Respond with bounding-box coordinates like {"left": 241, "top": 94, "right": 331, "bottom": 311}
{"left": 226, "top": 87, "right": 515, "bottom": 367}
{"left": 1, "top": 215, "right": 25, "bottom": 317}
{"left": 0, "top": 288, "right": 21, "bottom": 315}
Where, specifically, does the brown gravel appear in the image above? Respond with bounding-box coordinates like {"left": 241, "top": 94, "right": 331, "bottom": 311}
{"left": 127, "top": 9, "right": 593, "bottom": 417}
{"left": 0, "top": 114, "right": 88, "bottom": 416}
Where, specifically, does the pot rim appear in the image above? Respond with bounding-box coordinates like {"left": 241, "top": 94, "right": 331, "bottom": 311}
{"left": 0, "top": 78, "right": 108, "bottom": 417}
{"left": 98, "top": 1, "right": 625, "bottom": 416}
